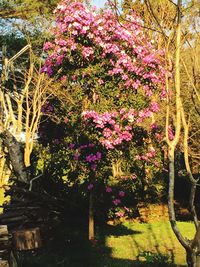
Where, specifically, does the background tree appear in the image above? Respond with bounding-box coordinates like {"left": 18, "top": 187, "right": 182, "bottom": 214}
{"left": 114, "top": 0, "right": 200, "bottom": 265}
{"left": 42, "top": 0, "right": 166, "bottom": 240}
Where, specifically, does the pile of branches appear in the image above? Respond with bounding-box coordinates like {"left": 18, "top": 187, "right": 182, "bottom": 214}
{"left": 0, "top": 179, "right": 65, "bottom": 233}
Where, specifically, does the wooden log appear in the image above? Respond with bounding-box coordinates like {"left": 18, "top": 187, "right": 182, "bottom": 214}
{"left": 0, "top": 250, "right": 9, "bottom": 260}
{"left": 0, "top": 226, "right": 8, "bottom": 237}
{"left": 0, "top": 212, "right": 24, "bottom": 220}
{"left": 1, "top": 216, "right": 27, "bottom": 224}
{"left": 12, "top": 227, "right": 42, "bottom": 250}
{"left": 0, "top": 260, "right": 9, "bottom": 267}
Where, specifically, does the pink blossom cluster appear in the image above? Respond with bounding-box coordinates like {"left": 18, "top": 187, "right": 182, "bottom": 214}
{"left": 82, "top": 110, "right": 133, "bottom": 149}
{"left": 42, "top": 1, "right": 166, "bottom": 98}
{"left": 82, "top": 106, "right": 160, "bottom": 149}
{"left": 85, "top": 152, "right": 102, "bottom": 163}
{"left": 112, "top": 191, "right": 125, "bottom": 205}
{"left": 113, "top": 199, "right": 121, "bottom": 206}
{"left": 69, "top": 142, "right": 101, "bottom": 171}
{"left": 135, "top": 146, "right": 156, "bottom": 162}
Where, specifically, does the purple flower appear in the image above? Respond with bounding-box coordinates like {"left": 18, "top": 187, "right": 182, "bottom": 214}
{"left": 106, "top": 187, "right": 112, "bottom": 193}
{"left": 131, "top": 174, "right": 137, "bottom": 180}
{"left": 52, "top": 139, "right": 60, "bottom": 145}
{"left": 91, "top": 164, "right": 97, "bottom": 171}
{"left": 113, "top": 199, "right": 121, "bottom": 206}
{"left": 119, "top": 191, "right": 125, "bottom": 197}
{"left": 115, "top": 211, "right": 125, "bottom": 218}
{"left": 73, "top": 153, "right": 80, "bottom": 160}
{"left": 88, "top": 183, "right": 94, "bottom": 190}
{"left": 69, "top": 143, "right": 75, "bottom": 149}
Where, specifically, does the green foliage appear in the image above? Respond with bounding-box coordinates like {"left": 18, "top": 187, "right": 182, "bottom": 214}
{"left": 137, "top": 251, "right": 171, "bottom": 266}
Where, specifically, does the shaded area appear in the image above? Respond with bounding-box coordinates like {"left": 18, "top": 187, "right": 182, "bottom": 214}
{"left": 13, "top": 220, "right": 189, "bottom": 267}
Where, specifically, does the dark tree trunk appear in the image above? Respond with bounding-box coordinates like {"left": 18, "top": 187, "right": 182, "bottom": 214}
{"left": 89, "top": 191, "right": 94, "bottom": 241}
{"left": 2, "top": 130, "right": 29, "bottom": 184}
{"left": 186, "top": 225, "right": 200, "bottom": 267}
{"left": 186, "top": 249, "right": 200, "bottom": 267}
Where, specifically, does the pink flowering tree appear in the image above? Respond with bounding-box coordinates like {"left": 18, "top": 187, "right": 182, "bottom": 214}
{"left": 42, "top": 0, "right": 166, "bottom": 240}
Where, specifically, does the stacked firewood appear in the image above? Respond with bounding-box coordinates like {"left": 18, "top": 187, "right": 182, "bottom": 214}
{"left": 0, "top": 225, "right": 11, "bottom": 267}
{"left": 0, "top": 181, "right": 65, "bottom": 236}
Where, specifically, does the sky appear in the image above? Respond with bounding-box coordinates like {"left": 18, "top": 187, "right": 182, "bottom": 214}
{"left": 92, "top": 0, "right": 107, "bottom": 8}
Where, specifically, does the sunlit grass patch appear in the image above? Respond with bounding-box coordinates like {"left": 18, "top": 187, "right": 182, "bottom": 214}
{"left": 105, "top": 220, "right": 195, "bottom": 266}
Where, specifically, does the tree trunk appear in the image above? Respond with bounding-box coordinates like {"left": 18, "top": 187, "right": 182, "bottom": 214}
{"left": 88, "top": 191, "right": 94, "bottom": 241}
{"left": 186, "top": 249, "right": 200, "bottom": 267}
{"left": 187, "top": 225, "right": 200, "bottom": 267}
{"left": 2, "top": 130, "right": 29, "bottom": 184}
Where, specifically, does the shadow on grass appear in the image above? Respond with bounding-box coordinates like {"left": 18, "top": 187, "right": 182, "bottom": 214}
{"left": 100, "top": 223, "right": 142, "bottom": 236}
{"left": 15, "top": 222, "right": 186, "bottom": 267}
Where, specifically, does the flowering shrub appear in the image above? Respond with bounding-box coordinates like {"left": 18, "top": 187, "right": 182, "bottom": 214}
{"left": 68, "top": 142, "right": 102, "bottom": 172}
{"left": 42, "top": 1, "right": 166, "bottom": 105}
{"left": 40, "top": 0, "right": 168, "bottom": 217}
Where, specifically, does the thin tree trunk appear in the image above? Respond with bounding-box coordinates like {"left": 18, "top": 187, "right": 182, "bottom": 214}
{"left": 186, "top": 225, "right": 200, "bottom": 267}
{"left": 89, "top": 191, "right": 94, "bottom": 241}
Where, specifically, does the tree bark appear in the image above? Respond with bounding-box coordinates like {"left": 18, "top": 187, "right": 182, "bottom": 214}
{"left": 2, "top": 130, "right": 29, "bottom": 184}
{"left": 186, "top": 225, "right": 200, "bottom": 267}
{"left": 89, "top": 191, "right": 94, "bottom": 241}
{"left": 186, "top": 250, "right": 200, "bottom": 267}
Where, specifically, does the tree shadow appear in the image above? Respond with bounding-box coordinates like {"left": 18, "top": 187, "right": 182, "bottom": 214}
{"left": 16, "top": 220, "right": 186, "bottom": 267}
{"left": 91, "top": 222, "right": 186, "bottom": 267}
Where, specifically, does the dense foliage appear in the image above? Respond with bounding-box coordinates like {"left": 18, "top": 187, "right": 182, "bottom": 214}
{"left": 38, "top": 0, "right": 169, "bottom": 221}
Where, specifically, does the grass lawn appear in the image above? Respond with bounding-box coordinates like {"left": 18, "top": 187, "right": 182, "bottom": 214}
{"left": 98, "top": 220, "right": 195, "bottom": 267}
{"left": 0, "top": 188, "right": 194, "bottom": 266}
{"left": 17, "top": 219, "right": 195, "bottom": 267}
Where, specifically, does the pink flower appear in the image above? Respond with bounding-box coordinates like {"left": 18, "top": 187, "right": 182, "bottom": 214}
{"left": 155, "top": 133, "right": 162, "bottom": 141}
{"left": 115, "top": 211, "right": 125, "bottom": 217}
{"left": 43, "top": 42, "right": 54, "bottom": 50}
{"left": 106, "top": 187, "right": 112, "bottom": 193}
{"left": 113, "top": 199, "right": 121, "bottom": 206}
{"left": 150, "top": 123, "right": 158, "bottom": 130}
{"left": 64, "top": 117, "right": 69, "bottom": 123}
{"left": 91, "top": 164, "right": 97, "bottom": 171}
{"left": 82, "top": 47, "right": 94, "bottom": 58}
{"left": 119, "top": 191, "right": 125, "bottom": 197}
{"left": 150, "top": 102, "right": 159, "bottom": 112}
{"left": 88, "top": 183, "right": 94, "bottom": 190}
{"left": 69, "top": 143, "right": 75, "bottom": 149}
{"left": 98, "top": 79, "right": 104, "bottom": 85}
{"left": 73, "top": 153, "right": 80, "bottom": 160}
{"left": 60, "top": 75, "right": 67, "bottom": 81}
{"left": 124, "top": 206, "right": 130, "bottom": 212}
{"left": 53, "top": 139, "right": 60, "bottom": 145}
{"left": 72, "top": 75, "right": 77, "bottom": 81}
{"left": 131, "top": 174, "right": 137, "bottom": 180}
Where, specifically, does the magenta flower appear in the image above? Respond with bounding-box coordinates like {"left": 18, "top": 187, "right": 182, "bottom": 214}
{"left": 150, "top": 102, "right": 160, "bottom": 112}
{"left": 52, "top": 139, "right": 60, "bottom": 145}
{"left": 113, "top": 199, "right": 121, "bottom": 206}
{"left": 91, "top": 164, "right": 97, "bottom": 171}
{"left": 131, "top": 174, "right": 137, "bottom": 180}
{"left": 119, "top": 191, "right": 125, "bottom": 197}
{"left": 73, "top": 153, "right": 80, "bottom": 160}
{"left": 69, "top": 143, "right": 75, "bottom": 149}
{"left": 115, "top": 211, "right": 125, "bottom": 218}
{"left": 88, "top": 184, "right": 94, "bottom": 190}
{"left": 106, "top": 187, "right": 112, "bottom": 193}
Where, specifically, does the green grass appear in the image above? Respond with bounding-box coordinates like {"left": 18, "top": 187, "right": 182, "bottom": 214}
{"left": 102, "top": 220, "right": 195, "bottom": 266}
{"left": 5, "top": 219, "right": 197, "bottom": 266}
